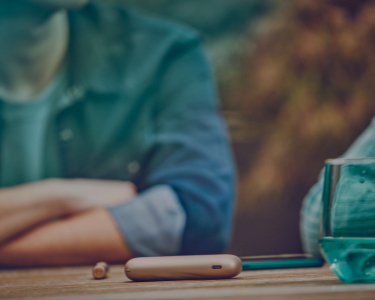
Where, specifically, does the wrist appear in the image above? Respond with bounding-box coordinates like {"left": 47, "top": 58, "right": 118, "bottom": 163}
{"left": 40, "top": 178, "right": 83, "bottom": 215}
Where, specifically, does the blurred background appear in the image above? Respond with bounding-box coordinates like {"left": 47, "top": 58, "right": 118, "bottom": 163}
{"left": 114, "top": 0, "right": 375, "bottom": 256}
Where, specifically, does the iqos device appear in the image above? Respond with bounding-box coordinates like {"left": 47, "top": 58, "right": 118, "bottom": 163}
{"left": 124, "top": 254, "right": 242, "bottom": 281}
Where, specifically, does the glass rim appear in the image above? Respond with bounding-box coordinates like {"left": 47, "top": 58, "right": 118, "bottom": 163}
{"left": 325, "top": 157, "right": 375, "bottom": 165}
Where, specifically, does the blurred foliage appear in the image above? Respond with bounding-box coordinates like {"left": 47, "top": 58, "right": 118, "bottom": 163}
{"left": 228, "top": 0, "right": 375, "bottom": 254}
{"left": 230, "top": 0, "right": 375, "bottom": 205}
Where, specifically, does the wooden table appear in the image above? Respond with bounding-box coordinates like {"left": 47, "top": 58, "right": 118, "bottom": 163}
{"left": 1, "top": 265, "right": 375, "bottom": 300}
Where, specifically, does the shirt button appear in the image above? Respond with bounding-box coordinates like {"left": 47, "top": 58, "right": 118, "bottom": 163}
{"left": 60, "top": 129, "right": 74, "bottom": 141}
{"left": 128, "top": 161, "right": 140, "bottom": 174}
{"left": 69, "top": 85, "right": 85, "bottom": 99}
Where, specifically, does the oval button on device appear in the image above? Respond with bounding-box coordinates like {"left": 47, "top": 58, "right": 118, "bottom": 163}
{"left": 124, "top": 254, "right": 242, "bottom": 281}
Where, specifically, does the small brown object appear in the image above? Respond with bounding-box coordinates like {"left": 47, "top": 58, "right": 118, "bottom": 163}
{"left": 93, "top": 262, "right": 109, "bottom": 279}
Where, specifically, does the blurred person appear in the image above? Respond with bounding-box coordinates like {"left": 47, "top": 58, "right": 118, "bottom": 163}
{"left": 0, "top": 0, "right": 235, "bottom": 266}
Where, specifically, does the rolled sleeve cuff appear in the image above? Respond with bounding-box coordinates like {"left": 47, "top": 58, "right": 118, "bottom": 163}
{"left": 109, "top": 185, "right": 186, "bottom": 257}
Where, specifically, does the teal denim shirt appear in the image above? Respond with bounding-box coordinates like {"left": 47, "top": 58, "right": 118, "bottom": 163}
{"left": 26, "top": 3, "right": 236, "bottom": 256}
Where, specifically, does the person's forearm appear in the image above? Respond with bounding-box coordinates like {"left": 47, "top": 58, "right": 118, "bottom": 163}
{"left": 0, "top": 180, "right": 64, "bottom": 215}
{"left": 0, "top": 198, "right": 71, "bottom": 244}
{"left": 0, "top": 180, "right": 73, "bottom": 244}
{"left": 0, "top": 178, "right": 136, "bottom": 245}
{"left": 0, "top": 208, "right": 134, "bottom": 267}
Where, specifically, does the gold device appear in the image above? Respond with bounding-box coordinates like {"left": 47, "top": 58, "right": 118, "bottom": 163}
{"left": 124, "top": 254, "right": 242, "bottom": 281}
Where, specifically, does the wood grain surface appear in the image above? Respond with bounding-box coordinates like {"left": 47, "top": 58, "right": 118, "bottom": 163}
{"left": 1, "top": 265, "right": 375, "bottom": 300}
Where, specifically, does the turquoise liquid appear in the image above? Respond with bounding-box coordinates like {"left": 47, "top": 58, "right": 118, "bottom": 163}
{"left": 320, "top": 237, "right": 375, "bottom": 283}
